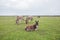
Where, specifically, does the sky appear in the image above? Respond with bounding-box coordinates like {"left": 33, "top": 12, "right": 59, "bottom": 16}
{"left": 0, "top": 0, "right": 60, "bottom": 16}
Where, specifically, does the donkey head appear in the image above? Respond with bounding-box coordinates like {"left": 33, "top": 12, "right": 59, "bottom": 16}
{"left": 35, "top": 20, "right": 39, "bottom": 26}
{"left": 34, "top": 20, "right": 39, "bottom": 30}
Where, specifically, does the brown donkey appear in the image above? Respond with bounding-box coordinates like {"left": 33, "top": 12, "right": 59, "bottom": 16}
{"left": 16, "top": 16, "right": 24, "bottom": 24}
{"left": 25, "top": 16, "right": 33, "bottom": 24}
{"left": 25, "top": 21, "right": 39, "bottom": 31}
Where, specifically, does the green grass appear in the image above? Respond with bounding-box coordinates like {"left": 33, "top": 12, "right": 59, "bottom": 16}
{"left": 0, "top": 16, "right": 60, "bottom": 40}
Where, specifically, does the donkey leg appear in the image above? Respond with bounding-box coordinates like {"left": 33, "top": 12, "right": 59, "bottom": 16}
{"left": 16, "top": 19, "right": 19, "bottom": 24}
{"left": 35, "top": 26, "right": 38, "bottom": 31}
{"left": 31, "top": 18, "right": 33, "bottom": 21}
{"left": 16, "top": 21, "right": 18, "bottom": 24}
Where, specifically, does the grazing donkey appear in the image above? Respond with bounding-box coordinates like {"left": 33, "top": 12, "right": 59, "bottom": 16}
{"left": 27, "top": 16, "right": 33, "bottom": 21}
{"left": 16, "top": 16, "right": 33, "bottom": 24}
{"left": 25, "top": 21, "right": 39, "bottom": 31}
{"left": 16, "top": 16, "right": 24, "bottom": 24}
{"left": 25, "top": 16, "right": 33, "bottom": 24}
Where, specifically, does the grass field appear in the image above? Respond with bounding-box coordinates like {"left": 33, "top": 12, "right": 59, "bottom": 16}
{"left": 0, "top": 16, "right": 60, "bottom": 40}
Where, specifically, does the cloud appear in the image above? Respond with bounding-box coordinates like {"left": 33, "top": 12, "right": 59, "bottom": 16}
{"left": 0, "top": 0, "right": 49, "bottom": 10}
{"left": 0, "top": 0, "right": 34, "bottom": 10}
{"left": 0, "top": 0, "right": 60, "bottom": 15}
{"left": 0, "top": 12, "right": 17, "bottom": 16}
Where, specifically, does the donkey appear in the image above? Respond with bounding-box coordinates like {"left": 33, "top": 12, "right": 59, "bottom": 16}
{"left": 25, "top": 16, "right": 33, "bottom": 24}
{"left": 16, "top": 16, "right": 24, "bottom": 24}
{"left": 25, "top": 21, "right": 39, "bottom": 31}
{"left": 26, "top": 16, "right": 33, "bottom": 21}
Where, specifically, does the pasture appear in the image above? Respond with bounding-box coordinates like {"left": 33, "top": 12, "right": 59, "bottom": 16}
{"left": 0, "top": 16, "right": 60, "bottom": 40}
